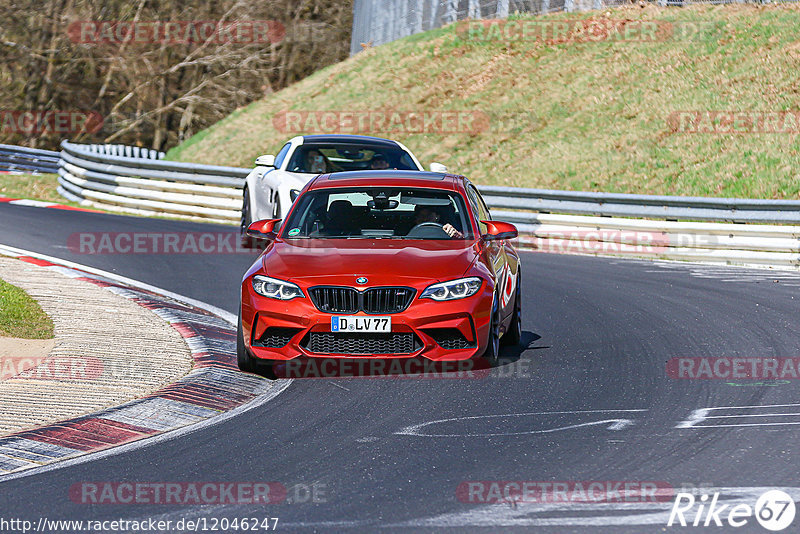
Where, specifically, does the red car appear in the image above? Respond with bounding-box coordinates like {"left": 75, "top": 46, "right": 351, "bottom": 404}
{"left": 237, "top": 170, "right": 522, "bottom": 375}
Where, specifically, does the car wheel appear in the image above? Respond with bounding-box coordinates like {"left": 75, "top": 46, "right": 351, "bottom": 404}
{"left": 237, "top": 315, "right": 278, "bottom": 378}
{"left": 501, "top": 272, "right": 522, "bottom": 346}
{"left": 482, "top": 294, "right": 501, "bottom": 367}
{"left": 237, "top": 314, "right": 257, "bottom": 373}
{"left": 240, "top": 188, "right": 253, "bottom": 248}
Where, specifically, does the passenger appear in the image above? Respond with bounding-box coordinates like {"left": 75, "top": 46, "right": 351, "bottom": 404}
{"left": 370, "top": 154, "right": 390, "bottom": 169}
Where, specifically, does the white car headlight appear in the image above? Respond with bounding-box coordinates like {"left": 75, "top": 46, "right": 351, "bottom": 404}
{"left": 420, "top": 277, "right": 482, "bottom": 301}
{"left": 252, "top": 275, "right": 304, "bottom": 300}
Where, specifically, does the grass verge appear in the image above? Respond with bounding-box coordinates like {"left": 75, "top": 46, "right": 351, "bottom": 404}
{"left": 0, "top": 278, "right": 54, "bottom": 339}
{"left": 0, "top": 173, "right": 87, "bottom": 208}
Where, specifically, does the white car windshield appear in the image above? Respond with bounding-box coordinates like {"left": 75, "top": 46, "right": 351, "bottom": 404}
{"left": 281, "top": 187, "right": 474, "bottom": 240}
{"left": 286, "top": 144, "right": 418, "bottom": 173}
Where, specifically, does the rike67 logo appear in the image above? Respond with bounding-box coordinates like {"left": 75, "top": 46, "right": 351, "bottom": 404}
{"left": 668, "top": 490, "right": 796, "bottom": 531}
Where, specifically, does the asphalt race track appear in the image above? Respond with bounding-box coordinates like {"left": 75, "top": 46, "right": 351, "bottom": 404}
{"left": 2, "top": 202, "right": 800, "bottom": 533}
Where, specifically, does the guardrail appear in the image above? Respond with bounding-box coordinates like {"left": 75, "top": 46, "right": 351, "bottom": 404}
{"left": 0, "top": 144, "right": 60, "bottom": 174}
{"left": 44, "top": 141, "right": 800, "bottom": 268}
{"left": 479, "top": 186, "right": 800, "bottom": 224}
{"left": 481, "top": 187, "right": 800, "bottom": 267}
{"left": 58, "top": 141, "right": 246, "bottom": 224}
{"left": 495, "top": 211, "right": 800, "bottom": 268}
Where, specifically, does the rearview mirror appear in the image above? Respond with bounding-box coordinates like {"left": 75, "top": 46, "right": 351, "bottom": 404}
{"left": 481, "top": 221, "right": 518, "bottom": 241}
{"left": 429, "top": 162, "right": 447, "bottom": 173}
{"left": 255, "top": 154, "right": 275, "bottom": 167}
{"left": 247, "top": 219, "right": 282, "bottom": 240}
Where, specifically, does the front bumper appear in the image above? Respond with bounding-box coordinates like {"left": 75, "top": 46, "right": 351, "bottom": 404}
{"left": 241, "top": 278, "right": 493, "bottom": 361}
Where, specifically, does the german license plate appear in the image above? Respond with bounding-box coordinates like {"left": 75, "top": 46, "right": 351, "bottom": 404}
{"left": 331, "top": 316, "right": 391, "bottom": 333}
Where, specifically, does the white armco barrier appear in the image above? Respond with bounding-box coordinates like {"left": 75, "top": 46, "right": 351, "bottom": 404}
{"left": 53, "top": 141, "right": 800, "bottom": 269}
{"left": 505, "top": 213, "right": 800, "bottom": 268}
{"left": 58, "top": 141, "right": 246, "bottom": 225}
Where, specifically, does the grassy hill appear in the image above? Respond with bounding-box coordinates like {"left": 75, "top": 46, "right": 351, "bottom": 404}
{"left": 167, "top": 4, "right": 800, "bottom": 199}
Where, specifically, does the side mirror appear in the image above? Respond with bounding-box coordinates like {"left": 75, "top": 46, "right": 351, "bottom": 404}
{"left": 247, "top": 219, "right": 282, "bottom": 240}
{"left": 481, "top": 221, "right": 518, "bottom": 241}
{"left": 255, "top": 154, "right": 275, "bottom": 167}
{"left": 429, "top": 162, "right": 447, "bottom": 173}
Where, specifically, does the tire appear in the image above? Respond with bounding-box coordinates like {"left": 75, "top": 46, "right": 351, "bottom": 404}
{"left": 501, "top": 273, "right": 522, "bottom": 346}
{"left": 240, "top": 188, "right": 253, "bottom": 248}
{"left": 237, "top": 315, "right": 278, "bottom": 378}
{"left": 237, "top": 314, "right": 257, "bottom": 373}
{"left": 481, "top": 294, "right": 501, "bottom": 367}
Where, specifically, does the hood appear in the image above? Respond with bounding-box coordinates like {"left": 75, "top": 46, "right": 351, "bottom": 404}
{"left": 261, "top": 239, "right": 481, "bottom": 286}
{"left": 266, "top": 169, "right": 315, "bottom": 189}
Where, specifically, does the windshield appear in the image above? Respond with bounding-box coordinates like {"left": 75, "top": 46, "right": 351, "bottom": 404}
{"left": 286, "top": 144, "right": 418, "bottom": 173}
{"left": 281, "top": 187, "right": 474, "bottom": 240}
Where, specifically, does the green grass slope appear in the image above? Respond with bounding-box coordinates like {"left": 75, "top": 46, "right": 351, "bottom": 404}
{"left": 0, "top": 279, "right": 54, "bottom": 339}
{"left": 168, "top": 4, "right": 800, "bottom": 198}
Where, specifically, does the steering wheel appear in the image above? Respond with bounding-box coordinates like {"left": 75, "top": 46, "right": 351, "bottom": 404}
{"left": 406, "top": 222, "right": 450, "bottom": 239}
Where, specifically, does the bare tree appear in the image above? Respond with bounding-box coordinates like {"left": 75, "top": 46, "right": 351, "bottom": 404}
{"left": 0, "top": 0, "right": 353, "bottom": 150}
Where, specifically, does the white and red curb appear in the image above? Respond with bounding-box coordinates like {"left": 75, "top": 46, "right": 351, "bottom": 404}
{"left": 0, "top": 246, "right": 287, "bottom": 476}
{"left": 0, "top": 195, "right": 102, "bottom": 214}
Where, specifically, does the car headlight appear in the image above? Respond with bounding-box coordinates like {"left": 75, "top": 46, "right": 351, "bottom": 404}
{"left": 420, "top": 277, "right": 482, "bottom": 301}
{"left": 290, "top": 189, "right": 300, "bottom": 201}
{"left": 252, "top": 275, "right": 304, "bottom": 300}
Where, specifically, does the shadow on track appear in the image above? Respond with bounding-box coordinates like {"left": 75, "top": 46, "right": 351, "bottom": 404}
{"left": 495, "top": 330, "right": 545, "bottom": 369}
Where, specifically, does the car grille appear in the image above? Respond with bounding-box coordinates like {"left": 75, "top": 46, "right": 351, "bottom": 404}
{"left": 363, "top": 287, "right": 415, "bottom": 314}
{"left": 309, "top": 286, "right": 415, "bottom": 314}
{"left": 303, "top": 332, "right": 420, "bottom": 355}
{"left": 253, "top": 327, "right": 301, "bottom": 348}
{"left": 424, "top": 328, "right": 476, "bottom": 350}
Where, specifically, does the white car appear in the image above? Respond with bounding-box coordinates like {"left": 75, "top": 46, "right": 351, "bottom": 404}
{"left": 240, "top": 134, "right": 446, "bottom": 245}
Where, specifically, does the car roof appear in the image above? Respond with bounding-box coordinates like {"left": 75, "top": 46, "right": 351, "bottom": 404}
{"left": 308, "top": 170, "right": 464, "bottom": 191}
{"left": 300, "top": 135, "right": 401, "bottom": 148}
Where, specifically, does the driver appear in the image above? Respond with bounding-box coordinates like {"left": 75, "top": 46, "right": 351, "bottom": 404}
{"left": 413, "top": 205, "right": 463, "bottom": 238}
{"left": 304, "top": 149, "right": 329, "bottom": 174}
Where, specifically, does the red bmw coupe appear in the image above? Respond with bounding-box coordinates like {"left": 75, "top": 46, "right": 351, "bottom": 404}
{"left": 237, "top": 170, "right": 522, "bottom": 374}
